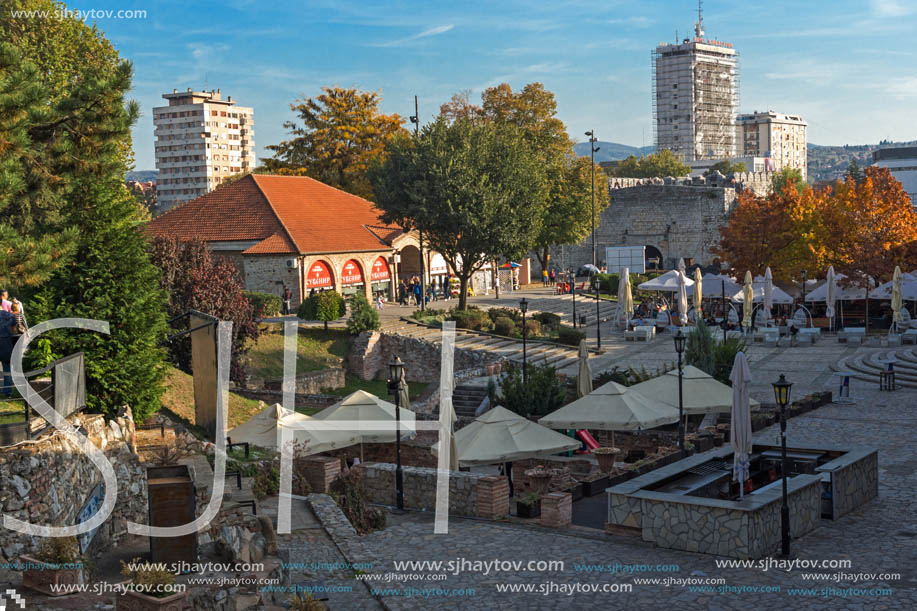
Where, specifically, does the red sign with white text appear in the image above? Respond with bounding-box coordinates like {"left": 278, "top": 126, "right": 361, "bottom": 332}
{"left": 341, "top": 260, "right": 364, "bottom": 285}
{"left": 306, "top": 261, "right": 333, "bottom": 288}
{"left": 370, "top": 257, "right": 390, "bottom": 281}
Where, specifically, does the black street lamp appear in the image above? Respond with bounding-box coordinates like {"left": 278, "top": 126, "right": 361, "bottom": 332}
{"left": 800, "top": 269, "right": 807, "bottom": 308}
{"left": 673, "top": 329, "right": 686, "bottom": 454}
{"left": 387, "top": 356, "right": 406, "bottom": 512}
{"left": 584, "top": 130, "right": 600, "bottom": 268}
{"left": 519, "top": 298, "right": 529, "bottom": 383}
{"left": 772, "top": 374, "right": 793, "bottom": 557}
{"left": 571, "top": 282, "right": 577, "bottom": 328}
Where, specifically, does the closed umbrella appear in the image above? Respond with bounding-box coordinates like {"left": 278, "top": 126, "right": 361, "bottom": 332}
{"left": 824, "top": 266, "right": 837, "bottom": 329}
{"left": 630, "top": 365, "right": 761, "bottom": 415}
{"left": 742, "top": 271, "right": 754, "bottom": 330}
{"left": 398, "top": 367, "right": 411, "bottom": 411}
{"left": 620, "top": 266, "right": 633, "bottom": 326}
{"left": 677, "top": 258, "right": 686, "bottom": 273}
{"left": 576, "top": 339, "right": 593, "bottom": 398}
{"left": 892, "top": 265, "right": 903, "bottom": 332}
{"left": 763, "top": 267, "right": 774, "bottom": 321}
{"left": 729, "top": 352, "right": 753, "bottom": 498}
{"left": 693, "top": 268, "right": 703, "bottom": 322}
{"left": 677, "top": 270, "right": 689, "bottom": 325}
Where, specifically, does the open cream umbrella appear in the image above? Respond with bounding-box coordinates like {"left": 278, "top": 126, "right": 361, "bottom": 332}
{"left": 227, "top": 403, "right": 361, "bottom": 455}
{"left": 693, "top": 268, "right": 703, "bottom": 322}
{"left": 742, "top": 271, "right": 754, "bottom": 331}
{"left": 729, "top": 352, "right": 753, "bottom": 498}
{"left": 576, "top": 339, "right": 593, "bottom": 398}
{"left": 892, "top": 265, "right": 903, "bottom": 332}
{"left": 677, "top": 270, "right": 689, "bottom": 325}
{"left": 619, "top": 266, "right": 633, "bottom": 326}
{"left": 763, "top": 267, "right": 774, "bottom": 321}
{"left": 313, "top": 390, "right": 417, "bottom": 460}
{"left": 638, "top": 270, "right": 695, "bottom": 292}
{"left": 539, "top": 381, "right": 678, "bottom": 448}
{"left": 629, "top": 365, "right": 761, "bottom": 415}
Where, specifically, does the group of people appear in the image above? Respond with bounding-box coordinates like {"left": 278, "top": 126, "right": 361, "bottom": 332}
{"left": 540, "top": 267, "right": 557, "bottom": 287}
{"left": 0, "top": 290, "right": 29, "bottom": 398}
{"left": 398, "top": 276, "right": 437, "bottom": 307}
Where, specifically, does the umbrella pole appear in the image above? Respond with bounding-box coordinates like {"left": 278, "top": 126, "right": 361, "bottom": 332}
{"left": 361, "top": 442, "right": 365, "bottom": 464}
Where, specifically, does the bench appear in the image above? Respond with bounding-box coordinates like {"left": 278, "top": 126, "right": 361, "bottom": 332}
{"left": 887, "top": 333, "right": 902, "bottom": 347}
{"left": 838, "top": 328, "right": 866, "bottom": 344}
{"left": 903, "top": 329, "right": 917, "bottom": 344}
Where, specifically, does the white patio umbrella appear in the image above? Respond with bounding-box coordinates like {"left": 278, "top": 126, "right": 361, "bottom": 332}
{"left": 729, "top": 352, "right": 753, "bottom": 498}
{"left": 731, "top": 276, "right": 794, "bottom": 305}
{"left": 629, "top": 365, "right": 760, "bottom": 415}
{"left": 892, "top": 265, "right": 903, "bottom": 332}
{"left": 677, "top": 258, "right": 686, "bottom": 273}
{"left": 875, "top": 270, "right": 917, "bottom": 298}
{"left": 677, "top": 270, "right": 689, "bottom": 325}
{"left": 742, "top": 271, "right": 754, "bottom": 330}
{"left": 702, "top": 273, "right": 741, "bottom": 297}
{"left": 638, "top": 270, "right": 695, "bottom": 292}
{"left": 227, "top": 403, "right": 361, "bottom": 455}
{"left": 576, "top": 339, "right": 593, "bottom": 398}
{"left": 693, "top": 268, "right": 703, "bottom": 322}
{"left": 824, "top": 266, "right": 837, "bottom": 327}
{"left": 806, "top": 273, "right": 875, "bottom": 301}
{"left": 313, "top": 390, "right": 416, "bottom": 458}
{"left": 763, "top": 267, "right": 774, "bottom": 320}
{"left": 619, "top": 266, "right": 633, "bottom": 326}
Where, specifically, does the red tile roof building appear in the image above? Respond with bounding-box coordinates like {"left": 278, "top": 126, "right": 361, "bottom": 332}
{"left": 146, "top": 174, "right": 426, "bottom": 305}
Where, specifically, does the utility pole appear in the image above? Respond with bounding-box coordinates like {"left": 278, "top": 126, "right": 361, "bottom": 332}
{"left": 410, "top": 96, "right": 425, "bottom": 310}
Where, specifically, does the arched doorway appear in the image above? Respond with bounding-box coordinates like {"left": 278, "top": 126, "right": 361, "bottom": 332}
{"left": 340, "top": 259, "right": 365, "bottom": 297}
{"left": 305, "top": 260, "right": 335, "bottom": 295}
{"left": 397, "top": 244, "right": 421, "bottom": 281}
{"left": 645, "top": 245, "right": 663, "bottom": 271}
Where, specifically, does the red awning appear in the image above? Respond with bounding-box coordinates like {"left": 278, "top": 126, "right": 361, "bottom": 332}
{"left": 370, "top": 256, "right": 390, "bottom": 281}
{"left": 341, "top": 260, "right": 364, "bottom": 285}
{"left": 306, "top": 261, "right": 334, "bottom": 288}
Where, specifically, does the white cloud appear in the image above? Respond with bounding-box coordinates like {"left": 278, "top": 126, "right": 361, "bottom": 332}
{"left": 887, "top": 77, "right": 917, "bottom": 98}
{"left": 871, "top": 0, "right": 915, "bottom": 17}
{"left": 607, "top": 16, "right": 653, "bottom": 27}
{"left": 370, "top": 24, "right": 454, "bottom": 47}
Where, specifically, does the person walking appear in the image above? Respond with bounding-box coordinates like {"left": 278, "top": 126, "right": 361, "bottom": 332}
{"left": 542, "top": 268, "right": 549, "bottom": 287}
{"left": 0, "top": 291, "right": 10, "bottom": 313}
{"left": 549, "top": 268, "right": 556, "bottom": 285}
{"left": 399, "top": 280, "right": 408, "bottom": 306}
{"left": 413, "top": 280, "right": 422, "bottom": 306}
{"left": 0, "top": 308, "right": 13, "bottom": 398}
{"left": 282, "top": 285, "right": 292, "bottom": 315}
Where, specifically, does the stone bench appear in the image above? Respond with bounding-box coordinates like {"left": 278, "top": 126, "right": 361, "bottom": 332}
{"left": 625, "top": 326, "right": 655, "bottom": 342}
{"left": 903, "top": 329, "right": 917, "bottom": 344}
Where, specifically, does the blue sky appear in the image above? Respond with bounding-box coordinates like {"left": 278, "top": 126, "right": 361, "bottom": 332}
{"left": 77, "top": 0, "right": 917, "bottom": 170}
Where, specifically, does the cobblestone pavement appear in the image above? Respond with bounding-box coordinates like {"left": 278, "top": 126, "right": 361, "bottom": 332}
{"left": 329, "top": 389, "right": 917, "bottom": 611}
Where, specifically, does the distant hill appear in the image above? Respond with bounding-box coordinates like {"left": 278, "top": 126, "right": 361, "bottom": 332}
{"left": 807, "top": 141, "right": 917, "bottom": 183}
{"left": 573, "top": 141, "right": 654, "bottom": 163}
{"left": 126, "top": 170, "right": 158, "bottom": 182}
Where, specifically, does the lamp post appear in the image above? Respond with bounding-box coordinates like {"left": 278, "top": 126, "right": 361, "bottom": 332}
{"left": 584, "top": 131, "right": 600, "bottom": 269}
{"left": 571, "top": 282, "right": 577, "bottom": 328}
{"left": 772, "top": 374, "right": 793, "bottom": 557}
{"left": 387, "top": 357, "right": 406, "bottom": 512}
{"left": 519, "top": 298, "right": 529, "bottom": 383}
{"left": 721, "top": 278, "right": 728, "bottom": 342}
{"left": 800, "top": 268, "right": 807, "bottom": 308}
{"left": 409, "top": 96, "right": 426, "bottom": 311}
{"left": 673, "top": 329, "right": 686, "bottom": 454}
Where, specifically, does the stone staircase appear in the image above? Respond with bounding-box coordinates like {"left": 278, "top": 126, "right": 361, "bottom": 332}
{"left": 453, "top": 384, "right": 489, "bottom": 418}
{"left": 833, "top": 346, "right": 917, "bottom": 389}
{"left": 380, "top": 317, "right": 584, "bottom": 370}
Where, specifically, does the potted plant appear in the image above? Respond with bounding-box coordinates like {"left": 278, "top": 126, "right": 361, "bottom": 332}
{"left": 118, "top": 558, "right": 188, "bottom": 610}
{"left": 21, "top": 536, "right": 84, "bottom": 596}
{"left": 515, "top": 492, "right": 541, "bottom": 519}
{"left": 592, "top": 447, "right": 620, "bottom": 472}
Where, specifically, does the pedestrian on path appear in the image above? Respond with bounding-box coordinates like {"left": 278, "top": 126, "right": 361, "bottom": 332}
{"left": 282, "top": 285, "right": 292, "bottom": 315}
{"left": 0, "top": 290, "right": 10, "bottom": 313}
{"left": 542, "top": 268, "right": 549, "bottom": 286}
{"left": 413, "top": 280, "right": 422, "bottom": 306}
{"left": 399, "top": 280, "right": 408, "bottom": 306}
{"left": 549, "top": 268, "right": 556, "bottom": 285}
{"left": 0, "top": 308, "right": 13, "bottom": 398}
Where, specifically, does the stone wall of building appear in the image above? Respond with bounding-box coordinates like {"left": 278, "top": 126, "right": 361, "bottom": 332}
{"left": 0, "top": 407, "right": 145, "bottom": 562}
{"left": 261, "top": 368, "right": 346, "bottom": 395}
{"left": 356, "top": 462, "right": 509, "bottom": 518}
{"left": 243, "top": 255, "right": 300, "bottom": 307}
{"left": 348, "top": 331, "right": 499, "bottom": 383}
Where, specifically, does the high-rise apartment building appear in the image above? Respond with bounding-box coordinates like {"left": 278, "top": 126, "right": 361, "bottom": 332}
{"left": 153, "top": 89, "right": 255, "bottom": 210}
{"left": 653, "top": 7, "right": 739, "bottom": 161}
{"left": 736, "top": 111, "right": 807, "bottom": 179}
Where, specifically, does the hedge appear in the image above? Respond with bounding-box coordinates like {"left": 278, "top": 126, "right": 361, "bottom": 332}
{"left": 244, "top": 291, "right": 282, "bottom": 317}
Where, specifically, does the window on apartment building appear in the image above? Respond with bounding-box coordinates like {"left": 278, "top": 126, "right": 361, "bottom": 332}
{"left": 674, "top": 104, "right": 678, "bottom": 109}
{"left": 673, "top": 84, "right": 677, "bottom": 88}
{"left": 221, "top": 111, "right": 226, "bottom": 117}
{"left": 211, "top": 111, "right": 218, "bottom": 116}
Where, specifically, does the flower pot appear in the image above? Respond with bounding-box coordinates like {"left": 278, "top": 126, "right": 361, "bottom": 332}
{"left": 593, "top": 447, "right": 620, "bottom": 472}
{"left": 118, "top": 586, "right": 188, "bottom": 611}
{"left": 21, "top": 555, "right": 83, "bottom": 596}
{"left": 516, "top": 499, "right": 541, "bottom": 519}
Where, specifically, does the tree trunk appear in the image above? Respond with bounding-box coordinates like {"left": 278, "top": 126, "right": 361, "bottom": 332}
{"left": 458, "top": 273, "right": 471, "bottom": 311}
{"left": 324, "top": 320, "right": 328, "bottom": 331}
{"left": 537, "top": 246, "right": 549, "bottom": 274}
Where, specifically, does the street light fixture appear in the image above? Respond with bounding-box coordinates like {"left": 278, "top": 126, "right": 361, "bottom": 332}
{"left": 772, "top": 373, "right": 793, "bottom": 557}
{"left": 800, "top": 269, "right": 807, "bottom": 306}
{"left": 673, "top": 329, "right": 686, "bottom": 454}
{"left": 387, "top": 356, "right": 406, "bottom": 512}
{"left": 584, "top": 130, "right": 600, "bottom": 268}
{"left": 519, "top": 298, "right": 529, "bottom": 384}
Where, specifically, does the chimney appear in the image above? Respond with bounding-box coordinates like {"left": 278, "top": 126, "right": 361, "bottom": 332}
{"left": 173, "top": 88, "right": 177, "bottom": 93}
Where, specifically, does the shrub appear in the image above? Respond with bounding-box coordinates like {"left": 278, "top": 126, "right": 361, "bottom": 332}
{"left": 37, "top": 536, "right": 80, "bottom": 564}
{"left": 594, "top": 364, "right": 672, "bottom": 387}
{"left": 449, "top": 308, "right": 489, "bottom": 331}
{"left": 487, "top": 307, "right": 521, "bottom": 324}
{"left": 712, "top": 336, "right": 749, "bottom": 384}
{"left": 557, "top": 325, "right": 586, "bottom": 346}
{"left": 121, "top": 559, "right": 176, "bottom": 598}
{"left": 493, "top": 316, "right": 516, "bottom": 336}
{"left": 685, "top": 320, "right": 715, "bottom": 375}
{"left": 329, "top": 469, "right": 386, "bottom": 535}
{"left": 346, "top": 293, "right": 380, "bottom": 335}
{"left": 150, "top": 440, "right": 192, "bottom": 466}
{"left": 252, "top": 461, "right": 280, "bottom": 500}
{"left": 244, "top": 291, "right": 282, "bottom": 317}
{"left": 298, "top": 290, "right": 346, "bottom": 330}
{"left": 498, "top": 363, "right": 566, "bottom": 418}
{"left": 524, "top": 319, "right": 541, "bottom": 337}
{"left": 291, "top": 593, "right": 326, "bottom": 610}
{"left": 534, "top": 312, "right": 561, "bottom": 329}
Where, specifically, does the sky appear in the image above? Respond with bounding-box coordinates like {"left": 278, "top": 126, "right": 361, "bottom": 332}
{"left": 71, "top": 0, "right": 917, "bottom": 170}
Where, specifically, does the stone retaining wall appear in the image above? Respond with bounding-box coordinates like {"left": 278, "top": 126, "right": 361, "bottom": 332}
{"left": 819, "top": 448, "right": 879, "bottom": 519}
{"left": 348, "top": 331, "right": 499, "bottom": 383}
{"left": 0, "top": 407, "right": 144, "bottom": 562}
{"left": 262, "top": 368, "right": 346, "bottom": 394}
{"left": 356, "top": 462, "right": 509, "bottom": 518}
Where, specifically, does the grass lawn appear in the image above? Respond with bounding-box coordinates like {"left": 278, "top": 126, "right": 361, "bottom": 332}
{"left": 160, "top": 366, "right": 269, "bottom": 429}
{"left": 242, "top": 326, "right": 350, "bottom": 381}
{"left": 323, "top": 375, "right": 429, "bottom": 402}
{"left": 0, "top": 398, "right": 26, "bottom": 424}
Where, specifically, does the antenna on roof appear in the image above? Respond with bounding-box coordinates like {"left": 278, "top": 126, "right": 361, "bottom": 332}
{"left": 695, "top": 0, "right": 704, "bottom": 37}
{"left": 675, "top": 29, "right": 678, "bottom": 43}
{"left": 204, "top": 72, "right": 208, "bottom": 92}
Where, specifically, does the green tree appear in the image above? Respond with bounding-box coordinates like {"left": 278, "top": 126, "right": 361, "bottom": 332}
{"left": 685, "top": 320, "right": 715, "bottom": 375}
{"left": 346, "top": 293, "right": 380, "bottom": 335}
{"left": 298, "top": 290, "right": 346, "bottom": 331}
{"left": 261, "top": 87, "right": 408, "bottom": 199}
{"left": 371, "top": 118, "right": 546, "bottom": 310}
{"left": 612, "top": 149, "right": 690, "bottom": 178}
{"left": 704, "top": 159, "right": 747, "bottom": 176}
{"left": 497, "top": 363, "right": 565, "bottom": 418}
{"left": 771, "top": 167, "right": 807, "bottom": 195}
{"left": 845, "top": 160, "right": 865, "bottom": 185}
